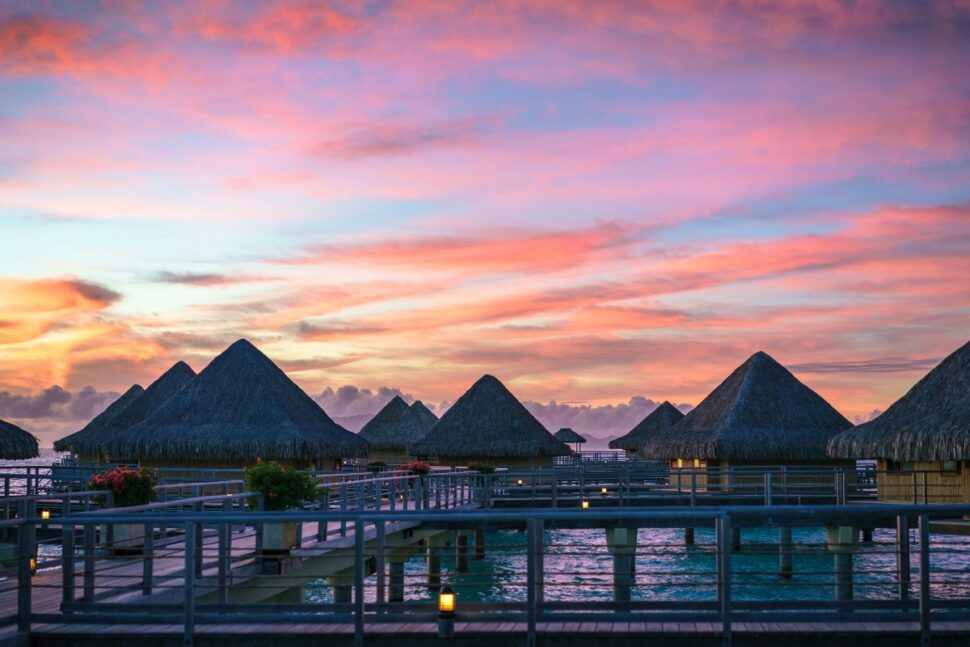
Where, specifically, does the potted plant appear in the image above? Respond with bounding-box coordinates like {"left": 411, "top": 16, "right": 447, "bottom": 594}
{"left": 466, "top": 462, "right": 495, "bottom": 474}
{"left": 245, "top": 459, "right": 318, "bottom": 553}
{"left": 404, "top": 460, "right": 431, "bottom": 476}
{"left": 367, "top": 460, "right": 387, "bottom": 474}
{"left": 88, "top": 466, "right": 158, "bottom": 551}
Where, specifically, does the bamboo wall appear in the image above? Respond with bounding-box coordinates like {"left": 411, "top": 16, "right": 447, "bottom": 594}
{"left": 874, "top": 460, "right": 967, "bottom": 503}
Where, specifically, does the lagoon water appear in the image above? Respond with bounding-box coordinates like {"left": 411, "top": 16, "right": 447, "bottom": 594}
{"left": 306, "top": 526, "right": 970, "bottom": 604}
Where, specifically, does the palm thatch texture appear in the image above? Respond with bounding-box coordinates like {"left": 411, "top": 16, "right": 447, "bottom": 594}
{"left": 828, "top": 339, "right": 970, "bottom": 461}
{"left": 609, "top": 401, "right": 685, "bottom": 451}
{"left": 553, "top": 428, "right": 586, "bottom": 444}
{"left": 639, "top": 351, "right": 852, "bottom": 460}
{"left": 359, "top": 395, "right": 429, "bottom": 450}
{"left": 53, "top": 384, "right": 145, "bottom": 453}
{"left": 106, "top": 339, "right": 368, "bottom": 462}
{"left": 54, "top": 362, "right": 196, "bottom": 457}
{"left": 409, "top": 374, "right": 571, "bottom": 458}
{"left": 0, "top": 419, "right": 39, "bottom": 460}
{"left": 410, "top": 400, "right": 439, "bottom": 431}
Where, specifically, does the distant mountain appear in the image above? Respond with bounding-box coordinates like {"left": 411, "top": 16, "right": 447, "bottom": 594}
{"left": 332, "top": 413, "right": 374, "bottom": 432}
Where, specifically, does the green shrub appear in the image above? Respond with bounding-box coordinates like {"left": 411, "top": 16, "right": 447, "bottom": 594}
{"left": 466, "top": 462, "right": 495, "bottom": 473}
{"left": 244, "top": 459, "right": 318, "bottom": 511}
{"left": 88, "top": 466, "right": 158, "bottom": 507}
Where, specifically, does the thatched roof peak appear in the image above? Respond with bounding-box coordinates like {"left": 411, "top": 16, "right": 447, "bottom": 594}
{"left": 639, "top": 352, "right": 852, "bottom": 460}
{"left": 358, "top": 395, "right": 429, "bottom": 450}
{"left": 409, "top": 374, "right": 571, "bottom": 458}
{"left": 0, "top": 419, "right": 40, "bottom": 460}
{"left": 106, "top": 339, "right": 368, "bottom": 461}
{"left": 410, "top": 400, "right": 438, "bottom": 431}
{"left": 828, "top": 339, "right": 970, "bottom": 461}
{"left": 554, "top": 427, "right": 586, "bottom": 444}
{"left": 53, "top": 383, "right": 145, "bottom": 453}
{"left": 609, "top": 401, "right": 685, "bottom": 450}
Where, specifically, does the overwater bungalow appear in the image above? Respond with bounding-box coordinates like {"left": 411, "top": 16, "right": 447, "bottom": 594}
{"left": 828, "top": 339, "right": 970, "bottom": 503}
{"left": 409, "top": 374, "right": 571, "bottom": 468}
{"left": 53, "top": 362, "right": 195, "bottom": 464}
{"left": 609, "top": 401, "right": 685, "bottom": 458}
{"left": 53, "top": 384, "right": 144, "bottom": 463}
{"left": 358, "top": 395, "right": 428, "bottom": 462}
{"left": 104, "top": 339, "right": 368, "bottom": 470}
{"left": 410, "top": 400, "right": 438, "bottom": 431}
{"left": 0, "top": 419, "right": 39, "bottom": 460}
{"left": 638, "top": 351, "right": 854, "bottom": 491}
{"left": 553, "top": 427, "right": 586, "bottom": 454}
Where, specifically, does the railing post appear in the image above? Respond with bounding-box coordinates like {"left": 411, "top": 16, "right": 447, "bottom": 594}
{"left": 690, "top": 471, "right": 697, "bottom": 507}
{"left": 17, "top": 502, "right": 32, "bottom": 634}
{"left": 376, "top": 521, "right": 386, "bottom": 604}
{"left": 184, "top": 521, "right": 196, "bottom": 647}
{"left": 354, "top": 519, "right": 365, "bottom": 647}
{"left": 526, "top": 518, "right": 538, "bottom": 647}
{"left": 551, "top": 477, "right": 558, "bottom": 508}
{"left": 83, "top": 523, "right": 95, "bottom": 602}
{"left": 415, "top": 477, "right": 424, "bottom": 511}
{"left": 897, "top": 515, "right": 910, "bottom": 607}
{"left": 764, "top": 473, "right": 772, "bottom": 506}
{"left": 912, "top": 472, "right": 918, "bottom": 505}
{"left": 922, "top": 472, "right": 928, "bottom": 505}
{"left": 218, "top": 499, "right": 230, "bottom": 606}
{"left": 254, "top": 494, "right": 264, "bottom": 559}
{"left": 340, "top": 484, "right": 348, "bottom": 536}
{"left": 62, "top": 522, "right": 76, "bottom": 607}
{"left": 716, "top": 514, "right": 732, "bottom": 647}
{"left": 918, "top": 514, "right": 930, "bottom": 647}
{"left": 318, "top": 487, "right": 330, "bottom": 541}
{"left": 142, "top": 519, "right": 154, "bottom": 595}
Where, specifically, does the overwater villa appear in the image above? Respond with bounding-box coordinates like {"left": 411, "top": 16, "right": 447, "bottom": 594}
{"left": 828, "top": 339, "right": 970, "bottom": 503}
{"left": 410, "top": 400, "right": 438, "bottom": 431}
{"left": 638, "top": 351, "right": 854, "bottom": 491}
{"left": 409, "top": 374, "right": 571, "bottom": 467}
{"left": 609, "top": 401, "right": 685, "bottom": 458}
{"left": 0, "top": 419, "right": 39, "bottom": 460}
{"left": 553, "top": 427, "right": 586, "bottom": 454}
{"left": 103, "top": 339, "right": 368, "bottom": 470}
{"left": 358, "top": 395, "right": 429, "bottom": 462}
{"left": 54, "top": 362, "right": 196, "bottom": 464}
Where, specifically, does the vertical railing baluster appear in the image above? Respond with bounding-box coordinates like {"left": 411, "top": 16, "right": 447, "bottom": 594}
{"left": 83, "top": 523, "right": 95, "bottom": 602}
{"left": 526, "top": 518, "right": 538, "bottom": 647}
{"left": 142, "top": 519, "right": 154, "bottom": 595}
{"left": 376, "top": 521, "right": 386, "bottom": 606}
{"left": 354, "top": 520, "right": 365, "bottom": 647}
{"left": 717, "top": 514, "right": 732, "bottom": 647}
{"left": 17, "top": 502, "right": 32, "bottom": 633}
{"left": 184, "top": 521, "right": 196, "bottom": 647}
{"left": 897, "top": 515, "right": 910, "bottom": 608}
{"left": 918, "top": 514, "right": 930, "bottom": 647}
{"left": 62, "top": 522, "right": 76, "bottom": 607}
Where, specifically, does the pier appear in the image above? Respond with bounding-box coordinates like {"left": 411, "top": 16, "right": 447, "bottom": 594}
{"left": 1, "top": 463, "right": 969, "bottom": 646}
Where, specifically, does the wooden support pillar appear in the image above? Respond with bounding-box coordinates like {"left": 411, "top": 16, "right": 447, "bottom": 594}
{"left": 455, "top": 532, "right": 470, "bottom": 573}
{"left": 475, "top": 528, "right": 486, "bottom": 559}
{"left": 684, "top": 527, "right": 695, "bottom": 546}
{"left": 388, "top": 559, "right": 406, "bottom": 602}
{"left": 897, "top": 516, "right": 911, "bottom": 605}
{"left": 731, "top": 527, "right": 741, "bottom": 552}
{"left": 332, "top": 584, "right": 352, "bottom": 604}
{"left": 778, "top": 527, "right": 793, "bottom": 578}
{"left": 427, "top": 544, "right": 442, "bottom": 590}
{"left": 861, "top": 528, "right": 874, "bottom": 543}
{"left": 826, "top": 526, "right": 858, "bottom": 608}
{"left": 604, "top": 527, "right": 637, "bottom": 605}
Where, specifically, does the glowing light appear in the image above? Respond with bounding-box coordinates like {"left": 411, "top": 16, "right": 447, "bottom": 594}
{"left": 29, "top": 556, "right": 37, "bottom": 574}
{"left": 516, "top": 479, "right": 523, "bottom": 486}
{"left": 581, "top": 500, "right": 589, "bottom": 509}
{"left": 40, "top": 510, "right": 51, "bottom": 520}
{"left": 600, "top": 487, "right": 608, "bottom": 495}
{"left": 439, "top": 586, "right": 456, "bottom": 614}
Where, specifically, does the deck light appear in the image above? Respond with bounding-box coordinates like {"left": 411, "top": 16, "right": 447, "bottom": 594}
{"left": 516, "top": 479, "right": 523, "bottom": 486}
{"left": 600, "top": 487, "right": 608, "bottom": 496}
{"left": 438, "top": 585, "right": 456, "bottom": 638}
{"left": 40, "top": 510, "right": 51, "bottom": 520}
{"left": 581, "top": 500, "right": 589, "bottom": 509}
{"left": 29, "top": 555, "right": 37, "bottom": 575}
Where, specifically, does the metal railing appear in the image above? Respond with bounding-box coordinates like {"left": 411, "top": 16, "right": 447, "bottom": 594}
{"left": 2, "top": 503, "right": 969, "bottom": 646}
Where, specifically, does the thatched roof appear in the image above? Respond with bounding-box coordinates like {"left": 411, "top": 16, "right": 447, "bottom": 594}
{"left": 358, "top": 395, "right": 429, "bottom": 450}
{"left": 409, "top": 375, "right": 571, "bottom": 458}
{"left": 609, "top": 401, "right": 685, "bottom": 450}
{"left": 53, "top": 384, "right": 145, "bottom": 453}
{"left": 106, "top": 339, "right": 368, "bottom": 461}
{"left": 554, "top": 427, "right": 586, "bottom": 444}
{"left": 639, "top": 352, "right": 852, "bottom": 460}
{"left": 410, "top": 400, "right": 439, "bottom": 431}
{"left": 828, "top": 340, "right": 970, "bottom": 461}
{"left": 55, "top": 363, "right": 195, "bottom": 456}
{"left": 0, "top": 419, "right": 39, "bottom": 460}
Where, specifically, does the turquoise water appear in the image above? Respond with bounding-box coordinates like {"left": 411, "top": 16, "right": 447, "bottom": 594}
{"left": 306, "top": 526, "right": 970, "bottom": 604}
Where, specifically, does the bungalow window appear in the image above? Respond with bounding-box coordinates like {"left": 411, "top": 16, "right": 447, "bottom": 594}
{"left": 886, "top": 460, "right": 902, "bottom": 471}
{"left": 675, "top": 458, "right": 684, "bottom": 468}
{"left": 902, "top": 462, "right": 916, "bottom": 472}
{"left": 941, "top": 461, "right": 960, "bottom": 474}
{"left": 692, "top": 459, "right": 701, "bottom": 468}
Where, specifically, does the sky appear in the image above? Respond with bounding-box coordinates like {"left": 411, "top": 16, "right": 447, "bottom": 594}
{"left": 1, "top": 1, "right": 969, "bottom": 446}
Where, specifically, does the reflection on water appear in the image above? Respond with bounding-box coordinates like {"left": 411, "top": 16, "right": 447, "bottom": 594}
{"left": 307, "top": 527, "right": 970, "bottom": 604}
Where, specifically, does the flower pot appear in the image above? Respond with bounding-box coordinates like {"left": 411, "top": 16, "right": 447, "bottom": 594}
{"left": 262, "top": 521, "right": 299, "bottom": 553}
{"left": 111, "top": 523, "right": 146, "bottom": 551}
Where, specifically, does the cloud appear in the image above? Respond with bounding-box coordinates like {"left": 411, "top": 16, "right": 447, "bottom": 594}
{"left": 522, "top": 397, "right": 693, "bottom": 444}
{"left": 0, "top": 384, "right": 120, "bottom": 422}
{"left": 147, "top": 271, "right": 271, "bottom": 287}
{"left": 309, "top": 117, "right": 497, "bottom": 160}
{"left": 313, "top": 385, "right": 413, "bottom": 418}
{"left": 789, "top": 358, "right": 942, "bottom": 374}
{"left": 0, "top": 277, "right": 121, "bottom": 344}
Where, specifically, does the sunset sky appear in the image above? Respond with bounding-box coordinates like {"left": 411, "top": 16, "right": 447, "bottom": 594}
{"left": 1, "top": 1, "right": 969, "bottom": 445}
